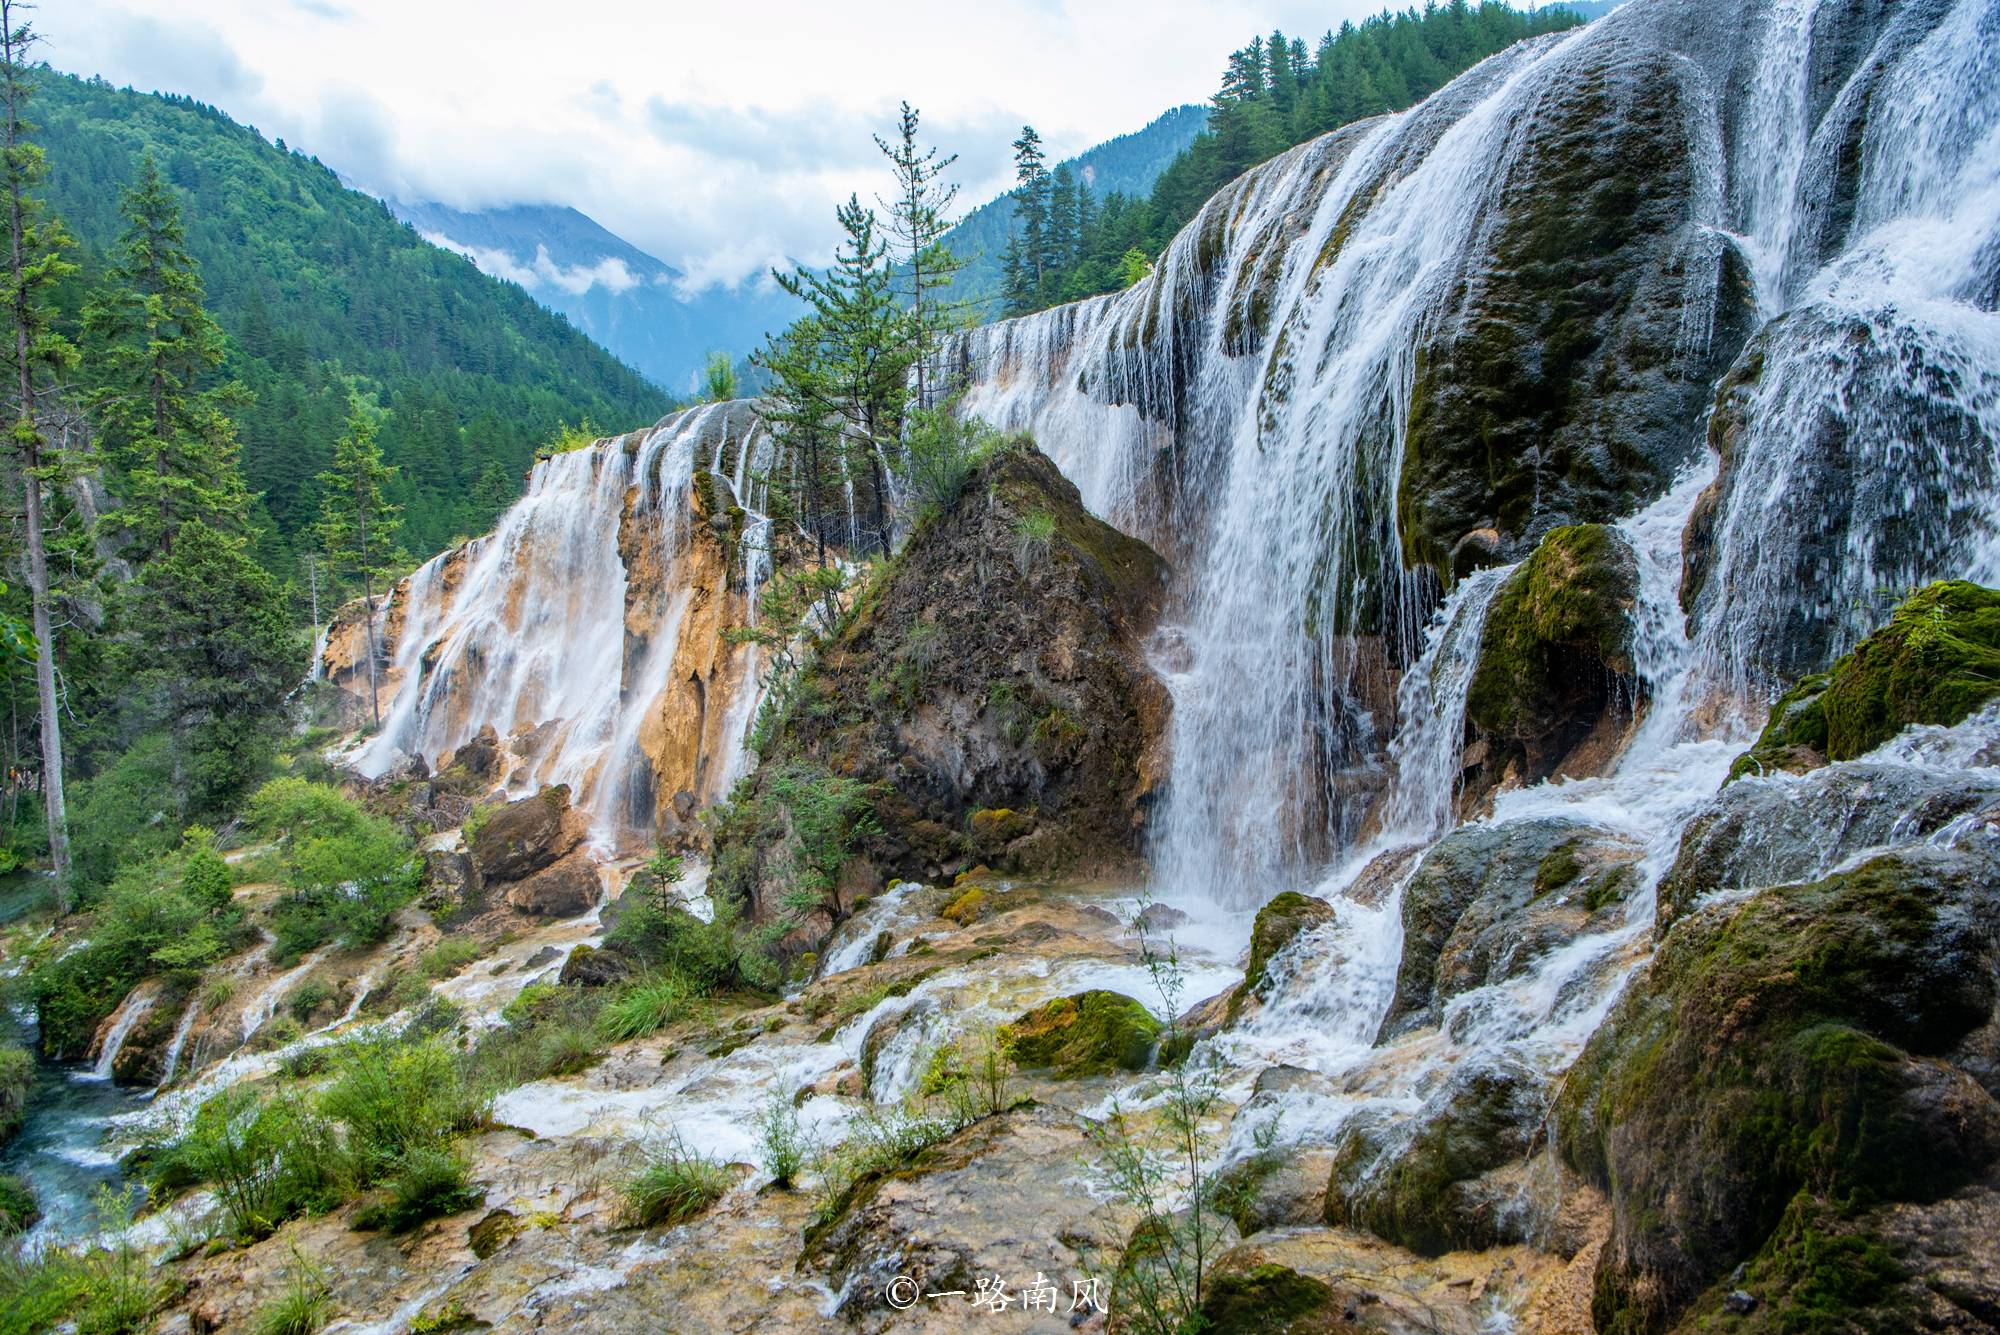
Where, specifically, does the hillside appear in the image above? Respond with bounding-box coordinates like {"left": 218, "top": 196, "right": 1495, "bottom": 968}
{"left": 939, "top": 105, "right": 1209, "bottom": 317}
{"left": 389, "top": 199, "right": 802, "bottom": 394}
{"left": 35, "top": 71, "right": 673, "bottom": 571}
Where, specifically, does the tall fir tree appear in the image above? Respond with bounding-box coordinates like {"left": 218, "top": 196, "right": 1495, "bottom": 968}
{"left": 315, "top": 393, "right": 400, "bottom": 725}
{"left": 775, "top": 197, "right": 908, "bottom": 555}
{"left": 1003, "top": 126, "right": 1050, "bottom": 316}
{"left": 874, "top": 101, "right": 964, "bottom": 410}
{"left": 0, "top": 0, "right": 75, "bottom": 895}
{"left": 82, "top": 152, "right": 252, "bottom": 560}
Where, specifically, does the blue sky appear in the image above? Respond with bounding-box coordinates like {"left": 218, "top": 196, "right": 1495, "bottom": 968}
{"left": 46, "top": 0, "right": 1406, "bottom": 289}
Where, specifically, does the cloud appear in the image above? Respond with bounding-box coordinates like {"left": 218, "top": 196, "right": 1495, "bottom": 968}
{"left": 289, "top": 0, "right": 352, "bottom": 18}
{"left": 105, "top": 14, "right": 261, "bottom": 102}
{"left": 422, "top": 232, "right": 643, "bottom": 297}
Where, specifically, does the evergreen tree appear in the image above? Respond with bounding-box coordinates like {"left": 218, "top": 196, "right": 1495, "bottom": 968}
{"left": 701, "top": 349, "right": 738, "bottom": 402}
{"left": 874, "top": 101, "right": 964, "bottom": 409}
{"left": 1003, "top": 126, "right": 1050, "bottom": 316}
{"left": 315, "top": 393, "right": 400, "bottom": 725}
{"left": 82, "top": 152, "right": 251, "bottom": 558}
{"left": 751, "top": 315, "right": 843, "bottom": 567}
{"left": 123, "top": 523, "right": 301, "bottom": 819}
{"left": 775, "top": 198, "right": 908, "bottom": 556}
{"left": 0, "top": 0, "right": 73, "bottom": 894}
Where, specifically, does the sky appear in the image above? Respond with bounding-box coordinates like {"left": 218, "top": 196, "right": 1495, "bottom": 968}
{"left": 40, "top": 0, "right": 1395, "bottom": 292}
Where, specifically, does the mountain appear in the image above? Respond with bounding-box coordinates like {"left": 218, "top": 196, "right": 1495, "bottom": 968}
{"left": 387, "top": 199, "right": 802, "bottom": 395}
{"left": 939, "top": 104, "right": 1209, "bottom": 316}
{"left": 34, "top": 71, "right": 672, "bottom": 569}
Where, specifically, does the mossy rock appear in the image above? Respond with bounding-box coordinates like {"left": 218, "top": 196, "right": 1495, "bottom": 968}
{"left": 1556, "top": 847, "right": 2000, "bottom": 1332}
{"left": 1729, "top": 582, "right": 2000, "bottom": 781}
{"left": 1228, "top": 892, "right": 1334, "bottom": 1022}
{"left": 1196, "top": 1263, "right": 1343, "bottom": 1334}
{"left": 967, "top": 806, "right": 1035, "bottom": 853}
{"left": 998, "top": 990, "right": 1161, "bottom": 1078}
{"left": 1465, "top": 524, "right": 1639, "bottom": 784}
{"left": 939, "top": 886, "right": 986, "bottom": 926}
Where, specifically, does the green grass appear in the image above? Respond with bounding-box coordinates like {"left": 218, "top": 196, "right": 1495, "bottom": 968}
{"left": 594, "top": 970, "right": 704, "bottom": 1043}
{"left": 418, "top": 937, "right": 484, "bottom": 979}
{"left": 623, "top": 1134, "right": 733, "bottom": 1227}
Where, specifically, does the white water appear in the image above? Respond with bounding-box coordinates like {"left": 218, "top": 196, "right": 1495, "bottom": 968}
{"left": 351, "top": 403, "right": 779, "bottom": 849}
{"left": 88, "top": 986, "right": 157, "bottom": 1082}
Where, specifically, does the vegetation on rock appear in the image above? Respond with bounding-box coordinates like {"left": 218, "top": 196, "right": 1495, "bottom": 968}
{"left": 998, "top": 989, "right": 1162, "bottom": 1077}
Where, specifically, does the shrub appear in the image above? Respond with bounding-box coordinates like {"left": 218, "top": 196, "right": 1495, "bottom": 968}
{"left": 472, "top": 985, "right": 606, "bottom": 1093}
{"left": 254, "top": 1251, "right": 331, "bottom": 1335}
{"left": 758, "top": 1092, "right": 808, "bottom": 1188}
{"left": 320, "top": 1037, "right": 489, "bottom": 1186}
{"left": 0, "top": 1046, "right": 31, "bottom": 1145}
{"left": 0, "top": 1175, "right": 37, "bottom": 1236}
{"left": 594, "top": 971, "right": 702, "bottom": 1043}
{"left": 419, "top": 937, "right": 483, "bottom": 979}
{"left": 622, "top": 1132, "right": 732, "bottom": 1227}
{"left": 901, "top": 408, "right": 1001, "bottom": 517}
{"left": 179, "top": 1086, "right": 341, "bottom": 1240}
{"left": 353, "top": 1147, "right": 482, "bottom": 1234}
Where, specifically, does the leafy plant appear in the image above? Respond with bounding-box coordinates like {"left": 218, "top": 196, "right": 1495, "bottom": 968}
{"left": 758, "top": 1091, "right": 810, "bottom": 1188}
{"left": 352, "top": 1147, "right": 481, "bottom": 1234}
{"left": 622, "top": 1131, "right": 732, "bottom": 1227}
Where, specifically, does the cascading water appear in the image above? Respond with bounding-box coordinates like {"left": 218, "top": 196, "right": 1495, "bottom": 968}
{"left": 351, "top": 403, "right": 782, "bottom": 847}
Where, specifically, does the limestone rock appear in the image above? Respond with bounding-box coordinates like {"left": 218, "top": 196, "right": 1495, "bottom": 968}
{"left": 470, "top": 787, "right": 583, "bottom": 884}
{"left": 998, "top": 989, "right": 1161, "bottom": 1078}
{"left": 505, "top": 851, "right": 600, "bottom": 918}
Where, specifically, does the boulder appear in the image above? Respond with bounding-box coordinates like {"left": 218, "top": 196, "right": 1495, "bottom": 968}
{"left": 710, "top": 442, "right": 1171, "bottom": 927}
{"left": 1377, "top": 817, "right": 1638, "bottom": 1041}
{"left": 1557, "top": 846, "right": 2000, "bottom": 1332}
{"left": 558, "top": 944, "right": 631, "bottom": 988}
{"left": 505, "top": 851, "right": 600, "bottom": 918}
{"left": 1228, "top": 892, "right": 1334, "bottom": 1022}
{"left": 470, "top": 786, "right": 583, "bottom": 884}
{"left": 1727, "top": 580, "right": 2000, "bottom": 782}
{"left": 998, "top": 989, "right": 1161, "bottom": 1078}
{"left": 1463, "top": 525, "right": 1642, "bottom": 793}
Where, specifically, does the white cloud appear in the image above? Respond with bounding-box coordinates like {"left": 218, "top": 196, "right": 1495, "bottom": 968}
{"left": 422, "top": 232, "right": 644, "bottom": 297}
{"left": 42, "top": 0, "right": 1396, "bottom": 290}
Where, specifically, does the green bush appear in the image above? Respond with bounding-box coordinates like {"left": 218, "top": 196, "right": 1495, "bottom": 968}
{"left": 320, "top": 1037, "right": 489, "bottom": 1186}
{"left": 622, "top": 1133, "right": 732, "bottom": 1227}
{"left": 419, "top": 937, "right": 483, "bottom": 979}
{"left": 0, "top": 1047, "right": 31, "bottom": 1145}
{"left": 249, "top": 779, "right": 421, "bottom": 962}
{"left": 0, "top": 1175, "right": 37, "bottom": 1236}
{"left": 253, "top": 1253, "right": 331, "bottom": 1335}
{"left": 30, "top": 836, "right": 247, "bottom": 1059}
{"left": 179, "top": 1086, "right": 341, "bottom": 1240}
{"left": 594, "top": 971, "right": 703, "bottom": 1043}
{"left": 352, "top": 1147, "right": 482, "bottom": 1234}
{"left": 758, "top": 1092, "right": 808, "bottom": 1188}
{"left": 471, "top": 985, "right": 605, "bottom": 1092}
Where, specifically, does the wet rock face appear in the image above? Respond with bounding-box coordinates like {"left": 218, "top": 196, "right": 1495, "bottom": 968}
{"left": 1377, "top": 817, "right": 1640, "bottom": 1042}
{"left": 1398, "top": 37, "right": 1755, "bottom": 582}
{"left": 1557, "top": 846, "right": 2000, "bottom": 1333}
{"left": 1659, "top": 758, "right": 2000, "bottom": 927}
{"left": 469, "top": 787, "right": 584, "bottom": 884}
{"left": 801, "top": 1105, "right": 1119, "bottom": 1321}
{"left": 505, "top": 852, "right": 600, "bottom": 919}
{"left": 1727, "top": 581, "right": 2000, "bottom": 779}
{"left": 716, "top": 443, "right": 1170, "bottom": 919}
{"left": 1326, "top": 1055, "right": 1547, "bottom": 1257}
{"left": 1463, "top": 525, "right": 1642, "bottom": 795}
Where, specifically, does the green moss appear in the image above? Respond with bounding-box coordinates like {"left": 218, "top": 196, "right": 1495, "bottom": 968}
{"left": 1558, "top": 850, "right": 2000, "bottom": 1332}
{"left": 1533, "top": 840, "right": 1585, "bottom": 897}
{"left": 1466, "top": 524, "right": 1637, "bottom": 741}
{"left": 1729, "top": 672, "right": 1831, "bottom": 782}
{"left": 999, "top": 990, "right": 1161, "bottom": 1078}
{"left": 1820, "top": 581, "right": 2000, "bottom": 760}
{"left": 939, "top": 887, "right": 986, "bottom": 926}
{"left": 1240, "top": 892, "right": 1334, "bottom": 1001}
{"left": 1196, "top": 1263, "right": 1339, "bottom": 1334}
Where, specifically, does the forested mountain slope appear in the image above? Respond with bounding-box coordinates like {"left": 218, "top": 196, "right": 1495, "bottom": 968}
{"left": 36, "top": 71, "right": 671, "bottom": 571}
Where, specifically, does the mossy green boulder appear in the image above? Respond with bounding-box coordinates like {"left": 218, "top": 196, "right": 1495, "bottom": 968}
{"left": 1196, "top": 1263, "right": 1342, "bottom": 1334}
{"left": 1732, "top": 582, "right": 2000, "bottom": 781}
{"left": 1465, "top": 524, "right": 1640, "bottom": 784}
{"left": 1231, "top": 891, "right": 1334, "bottom": 1019}
{"left": 998, "top": 990, "right": 1161, "bottom": 1078}
{"left": 1557, "top": 847, "right": 2000, "bottom": 1333}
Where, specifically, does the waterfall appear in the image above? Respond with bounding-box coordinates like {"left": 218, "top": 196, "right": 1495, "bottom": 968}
{"left": 349, "top": 402, "right": 779, "bottom": 845}
{"left": 154, "top": 999, "right": 199, "bottom": 1088}
{"left": 90, "top": 987, "right": 157, "bottom": 1081}
{"left": 941, "top": 0, "right": 1999, "bottom": 904}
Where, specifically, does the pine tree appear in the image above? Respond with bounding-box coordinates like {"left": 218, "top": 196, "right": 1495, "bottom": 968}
{"left": 874, "top": 101, "right": 964, "bottom": 410}
{"left": 1008, "top": 126, "right": 1050, "bottom": 312}
{"left": 774, "top": 198, "right": 908, "bottom": 556}
{"left": 82, "top": 152, "right": 251, "bottom": 560}
{"left": 0, "top": 0, "right": 75, "bottom": 896}
{"left": 751, "top": 315, "right": 842, "bottom": 567}
{"left": 315, "top": 392, "right": 400, "bottom": 725}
